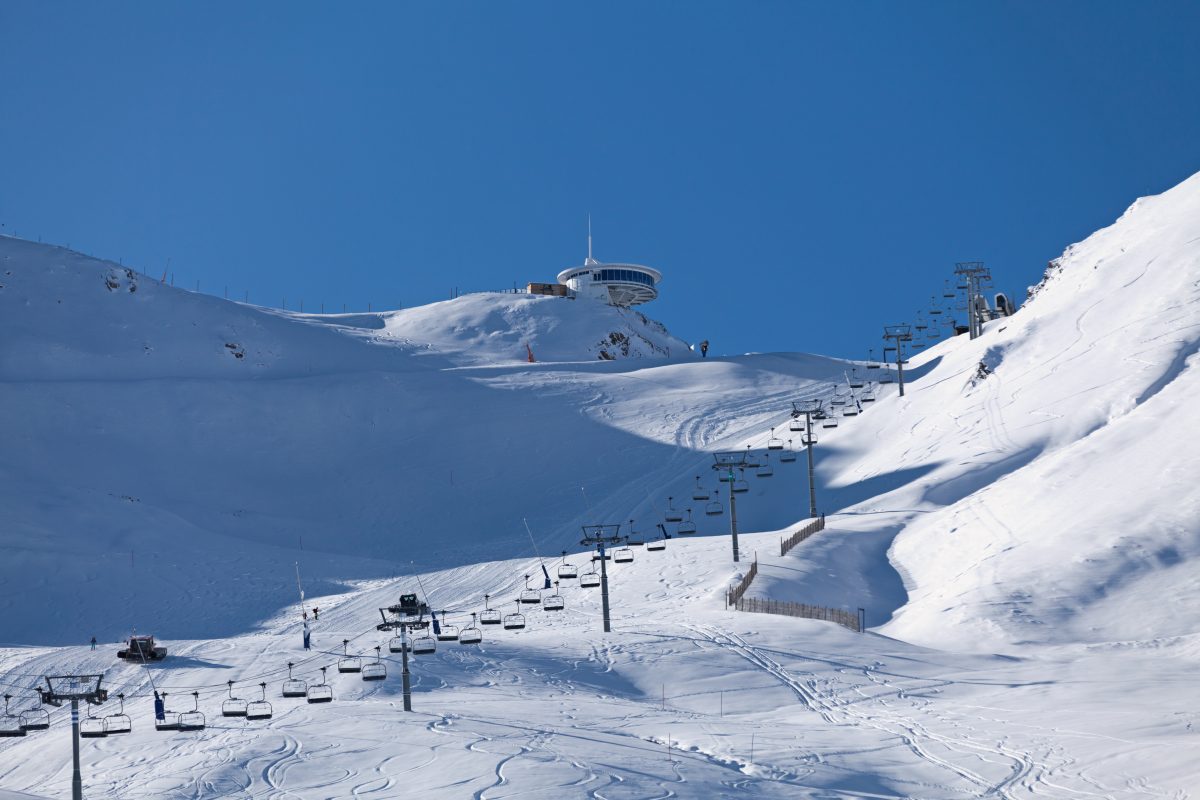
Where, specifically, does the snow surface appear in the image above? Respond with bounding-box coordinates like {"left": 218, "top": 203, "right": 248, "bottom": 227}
{"left": 1, "top": 170, "right": 1199, "bottom": 797}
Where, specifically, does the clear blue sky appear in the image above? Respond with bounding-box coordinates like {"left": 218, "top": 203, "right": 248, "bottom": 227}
{"left": 2, "top": 2, "right": 1197, "bottom": 358}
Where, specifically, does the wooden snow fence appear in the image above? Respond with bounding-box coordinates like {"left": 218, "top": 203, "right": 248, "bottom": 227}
{"left": 780, "top": 515, "right": 825, "bottom": 557}
{"left": 732, "top": 597, "right": 862, "bottom": 632}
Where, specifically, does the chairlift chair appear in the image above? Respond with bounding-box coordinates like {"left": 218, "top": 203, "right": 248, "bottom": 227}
{"left": 459, "top": 614, "right": 483, "bottom": 645}
{"left": 0, "top": 696, "right": 27, "bottom": 738}
{"left": 843, "top": 405, "right": 859, "bottom": 417}
{"left": 544, "top": 582, "right": 565, "bottom": 611}
{"left": 732, "top": 470, "right": 749, "bottom": 493}
{"left": 179, "top": 692, "right": 206, "bottom": 731}
{"left": 306, "top": 668, "right": 333, "bottom": 704}
{"left": 613, "top": 541, "right": 635, "bottom": 563}
{"left": 102, "top": 694, "right": 131, "bottom": 734}
{"left": 222, "top": 681, "right": 248, "bottom": 718}
{"left": 436, "top": 611, "right": 461, "bottom": 641}
{"left": 245, "top": 684, "right": 273, "bottom": 720}
{"left": 18, "top": 698, "right": 50, "bottom": 732}
{"left": 579, "top": 569, "right": 601, "bottom": 588}
{"left": 519, "top": 574, "right": 542, "bottom": 605}
{"left": 557, "top": 552, "right": 578, "bottom": 580}
{"left": 388, "top": 634, "right": 410, "bottom": 653}
{"left": 647, "top": 537, "right": 667, "bottom": 551}
{"left": 780, "top": 440, "right": 797, "bottom": 462}
{"left": 767, "top": 428, "right": 784, "bottom": 450}
{"left": 480, "top": 594, "right": 502, "bottom": 625}
{"left": 717, "top": 470, "right": 732, "bottom": 482}
{"left": 79, "top": 702, "right": 107, "bottom": 738}
{"left": 676, "top": 508, "right": 697, "bottom": 535}
{"left": 412, "top": 634, "right": 437, "bottom": 655}
{"left": 503, "top": 601, "right": 526, "bottom": 630}
{"left": 337, "top": 639, "right": 362, "bottom": 674}
{"left": 756, "top": 455, "right": 774, "bottom": 478}
{"left": 282, "top": 663, "right": 308, "bottom": 698}
{"left": 822, "top": 416, "right": 839, "bottom": 429}
{"left": 802, "top": 432, "right": 817, "bottom": 446}
{"left": 362, "top": 647, "right": 387, "bottom": 681}
{"left": 155, "top": 693, "right": 182, "bottom": 732}
{"left": 789, "top": 416, "right": 805, "bottom": 432}
{"left": 692, "top": 476, "right": 710, "bottom": 501}
{"left": 664, "top": 496, "right": 684, "bottom": 523}
{"left": 705, "top": 499, "right": 724, "bottom": 516}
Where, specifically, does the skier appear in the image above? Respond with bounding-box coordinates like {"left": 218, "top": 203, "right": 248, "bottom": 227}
{"left": 312, "top": 606, "right": 319, "bottom": 621}
{"left": 90, "top": 636, "right": 97, "bottom": 651}
{"left": 700, "top": 340, "right": 709, "bottom": 358}
{"left": 153, "top": 690, "right": 165, "bottom": 722}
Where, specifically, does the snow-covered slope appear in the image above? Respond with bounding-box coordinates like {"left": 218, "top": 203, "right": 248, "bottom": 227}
{"left": 0, "top": 237, "right": 853, "bottom": 645}
{"left": 2, "top": 170, "right": 1200, "bottom": 798}
{"left": 763, "top": 171, "right": 1200, "bottom": 651}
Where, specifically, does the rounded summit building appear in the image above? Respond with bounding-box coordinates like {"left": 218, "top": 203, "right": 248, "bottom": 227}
{"left": 556, "top": 230, "right": 661, "bottom": 307}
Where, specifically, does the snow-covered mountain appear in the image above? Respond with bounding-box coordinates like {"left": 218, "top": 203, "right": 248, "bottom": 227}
{"left": 1, "top": 170, "right": 1198, "bottom": 798}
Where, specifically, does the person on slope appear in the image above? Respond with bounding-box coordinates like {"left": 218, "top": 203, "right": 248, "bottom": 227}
{"left": 90, "top": 636, "right": 97, "bottom": 651}
{"left": 700, "top": 340, "right": 709, "bottom": 358}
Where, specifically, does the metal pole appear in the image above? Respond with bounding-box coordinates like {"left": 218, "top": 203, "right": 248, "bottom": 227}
{"left": 805, "top": 412, "right": 818, "bottom": 518}
{"left": 599, "top": 542, "right": 612, "bottom": 632}
{"left": 728, "top": 467, "right": 739, "bottom": 563}
{"left": 896, "top": 344, "right": 905, "bottom": 397}
{"left": 70, "top": 698, "right": 82, "bottom": 800}
{"left": 401, "top": 626, "right": 412, "bottom": 711}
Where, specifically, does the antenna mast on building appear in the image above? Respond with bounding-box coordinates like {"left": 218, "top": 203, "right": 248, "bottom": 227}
{"left": 586, "top": 215, "right": 595, "bottom": 264}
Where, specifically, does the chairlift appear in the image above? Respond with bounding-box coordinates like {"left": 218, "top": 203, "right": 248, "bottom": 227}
{"left": 676, "top": 508, "right": 697, "bottom": 535}
{"left": 717, "top": 470, "right": 732, "bottom": 483}
{"left": 705, "top": 499, "right": 724, "bottom": 516}
{"left": 306, "top": 668, "right": 333, "bottom": 704}
{"left": 692, "top": 476, "right": 709, "bottom": 501}
{"left": 503, "top": 601, "right": 526, "bottom": 631}
{"left": 222, "top": 681, "right": 248, "bottom": 718}
{"left": 802, "top": 432, "right": 817, "bottom": 446}
{"left": 412, "top": 633, "right": 437, "bottom": 655}
{"left": 79, "top": 702, "right": 106, "bottom": 738}
{"left": 388, "top": 633, "right": 410, "bottom": 653}
{"left": 480, "top": 594, "right": 502, "bottom": 625}
{"left": 282, "top": 662, "right": 308, "bottom": 698}
{"left": 246, "top": 684, "right": 273, "bottom": 720}
{"left": 861, "top": 389, "right": 876, "bottom": 402}
{"left": 544, "top": 581, "right": 565, "bottom": 611}
{"left": 436, "top": 611, "right": 460, "bottom": 641}
{"left": 848, "top": 372, "right": 865, "bottom": 389}
{"left": 766, "top": 428, "right": 784, "bottom": 450}
{"left": 647, "top": 537, "right": 667, "bottom": 551}
{"left": 19, "top": 697, "right": 50, "bottom": 732}
{"left": 0, "top": 695, "right": 27, "bottom": 738}
{"left": 789, "top": 416, "right": 805, "bottom": 432}
{"left": 179, "top": 692, "right": 206, "bottom": 731}
{"left": 518, "top": 574, "right": 542, "bottom": 605}
{"left": 844, "top": 406, "right": 859, "bottom": 417}
{"left": 557, "top": 552, "right": 578, "bottom": 580}
{"left": 756, "top": 455, "right": 774, "bottom": 478}
{"left": 103, "top": 694, "right": 131, "bottom": 734}
{"left": 363, "top": 646, "right": 387, "bottom": 681}
{"left": 614, "top": 540, "right": 635, "bottom": 563}
{"left": 879, "top": 373, "right": 895, "bottom": 384}
{"left": 664, "top": 496, "right": 683, "bottom": 523}
{"left": 822, "top": 416, "right": 839, "bottom": 429}
{"left": 580, "top": 568, "right": 601, "bottom": 588}
{"left": 779, "top": 440, "right": 797, "bottom": 462}
{"left": 459, "top": 614, "right": 483, "bottom": 645}
{"left": 732, "top": 469, "right": 749, "bottom": 493}
{"left": 155, "top": 693, "right": 181, "bottom": 732}
{"left": 337, "top": 639, "right": 362, "bottom": 673}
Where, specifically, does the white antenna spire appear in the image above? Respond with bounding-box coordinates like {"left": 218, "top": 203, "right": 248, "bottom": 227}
{"left": 587, "top": 215, "right": 593, "bottom": 263}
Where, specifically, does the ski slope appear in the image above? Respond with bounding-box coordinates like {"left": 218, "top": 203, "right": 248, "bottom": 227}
{"left": 2, "top": 169, "right": 1199, "bottom": 797}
